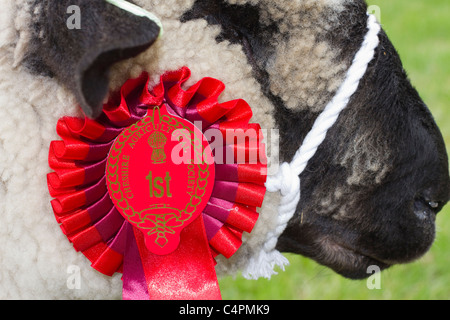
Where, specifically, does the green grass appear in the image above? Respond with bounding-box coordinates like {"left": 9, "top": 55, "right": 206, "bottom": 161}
{"left": 218, "top": 0, "right": 450, "bottom": 300}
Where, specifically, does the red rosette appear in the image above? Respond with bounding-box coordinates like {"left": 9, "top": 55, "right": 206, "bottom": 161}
{"left": 47, "top": 67, "right": 267, "bottom": 277}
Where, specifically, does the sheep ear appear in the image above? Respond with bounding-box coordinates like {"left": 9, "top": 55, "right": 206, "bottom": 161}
{"left": 27, "top": 0, "right": 161, "bottom": 118}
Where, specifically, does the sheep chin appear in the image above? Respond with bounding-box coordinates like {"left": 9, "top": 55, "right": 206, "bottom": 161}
{"left": 315, "top": 237, "right": 391, "bottom": 280}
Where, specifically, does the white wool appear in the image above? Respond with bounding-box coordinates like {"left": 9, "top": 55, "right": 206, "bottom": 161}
{"left": 0, "top": 60, "right": 125, "bottom": 299}
{"left": 0, "top": 43, "right": 123, "bottom": 300}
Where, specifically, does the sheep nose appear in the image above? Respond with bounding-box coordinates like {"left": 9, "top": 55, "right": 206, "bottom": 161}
{"left": 414, "top": 180, "right": 450, "bottom": 220}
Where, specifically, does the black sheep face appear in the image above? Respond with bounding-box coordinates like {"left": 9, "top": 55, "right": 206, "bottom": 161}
{"left": 22, "top": 0, "right": 450, "bottom": 281}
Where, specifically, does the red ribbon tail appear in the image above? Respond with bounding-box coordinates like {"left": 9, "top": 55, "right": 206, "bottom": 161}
{"left": 122, "top": 217, "right": 222, "bottom": 300}
{"left": 122, "top": 223, "right": 150, "bottom": 300}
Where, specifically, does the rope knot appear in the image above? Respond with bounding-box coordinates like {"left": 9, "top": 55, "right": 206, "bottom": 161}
{"left": 266, "top": 162, "right": 295, "bottom": 194}
{"left": 279, "top": 163, "right": 297, "bottom": 197}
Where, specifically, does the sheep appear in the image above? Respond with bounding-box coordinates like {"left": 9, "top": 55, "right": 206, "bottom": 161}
{"left": 0, "top": 0, "right": 448, "bottom": 299}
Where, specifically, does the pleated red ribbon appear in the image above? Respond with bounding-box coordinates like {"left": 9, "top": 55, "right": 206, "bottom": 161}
{"left": 47, "top": 67, "right": 267, "bottom": 300}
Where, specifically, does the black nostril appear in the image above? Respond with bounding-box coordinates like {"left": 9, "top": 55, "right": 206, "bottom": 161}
{"left": 416, "top": 184, "right": 449, "bottom": 216}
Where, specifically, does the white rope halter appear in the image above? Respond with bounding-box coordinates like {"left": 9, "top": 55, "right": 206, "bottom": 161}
{"left": 243, "top": 14, "right": 381, "bottom": 279}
